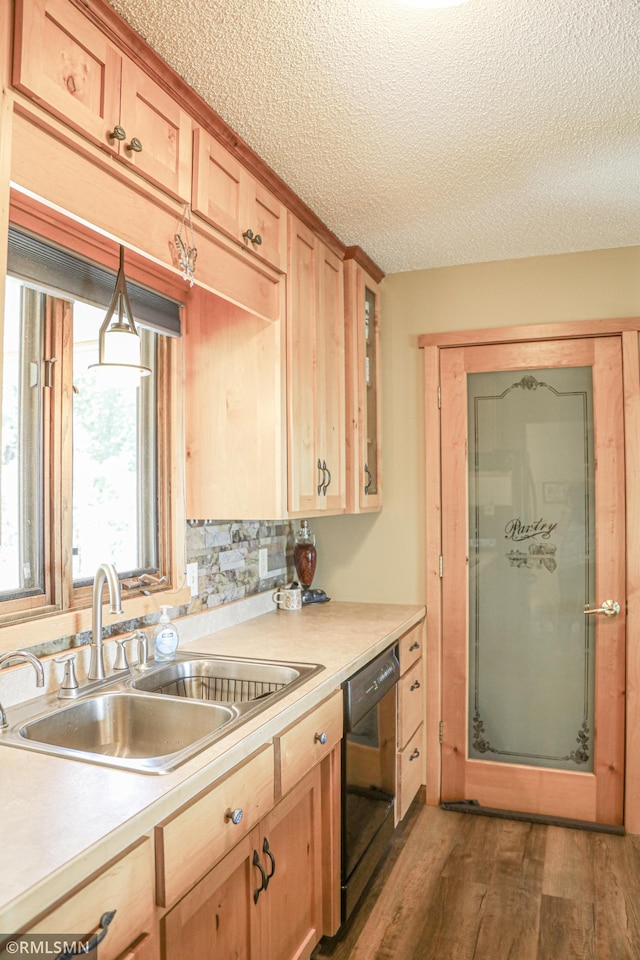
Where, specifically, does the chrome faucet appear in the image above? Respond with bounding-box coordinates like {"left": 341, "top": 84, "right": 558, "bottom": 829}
{"left": 88, "top": 562, "right": 124, "bottom": 681}
{"left": 0, "top": 650, "right": 45, "bottom": 729}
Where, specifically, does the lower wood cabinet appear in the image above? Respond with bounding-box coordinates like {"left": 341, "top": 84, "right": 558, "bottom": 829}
{"left": 5, "top": 837, "right": 157, "bottom": 960}
{"left": 161, "top": 765, "right": 323, "bottom": 960}
{"left": 396, "top": 621, "right": 426, "bottom": 822}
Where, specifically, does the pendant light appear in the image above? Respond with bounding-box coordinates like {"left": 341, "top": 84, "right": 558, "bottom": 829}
{"left": 89, "top": 245, "right": 151, "bottom": 379}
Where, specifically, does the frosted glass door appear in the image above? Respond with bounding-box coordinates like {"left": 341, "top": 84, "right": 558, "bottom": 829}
{"left": 468, "top": 368, "right": 595, "bottom": 771}
{"left": 439, "top": 336, "right": 625, "bottom": 824}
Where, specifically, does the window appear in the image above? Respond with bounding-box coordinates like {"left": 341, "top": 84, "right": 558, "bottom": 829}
{"left": 1, "top": 224, "right": 181, "bottom": 621}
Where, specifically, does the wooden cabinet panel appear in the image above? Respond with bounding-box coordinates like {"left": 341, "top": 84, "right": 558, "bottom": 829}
{"left": 344, "top": 257, "right": 383, "bottom": 512}
{"left": 13, "top": 0, "right": 122, "bottom": 146}
{"left": 262, "top": 765, "right": 323, "bottom": 960}
{"left": 192, "top": 127, "right": 287, "bottom": 271}
{"left": 119, "top": 58, "right": 192, "bottom": 199}
{"left": 162, "top": 832, "right": 262, "bottom": 960}
{"left": 13, "top": 0, "right": 192, "bottom": 199}
{"left": 287, "top": 215, "right": 346, "bottom": 515}
{"left": 274, "top": 690, "right": 343, "bottom": 799}
{"left": 397, "top": 724, "right": 423, "bottom": 822}
{"left": 398, "top": 621, "right": 422, "bottom": 674}
{"left": 192, "top": 129, "right": 243, "bottom": 239}
{"left": 22, "top": 837, "right": 156, "bottom": 960}
{"left": 162, "top": 767, "right": 325, "bottom": 960}
{"left": 398, "top": 667, "right": 424, "bottom": 747}
{"left": 156, "top": 744, "right": 275, "bottom": 908}
{"left": 318, "top": 244, "right": 346, "bottom": 513}
{"left": 396, "top": 620, "right": 426, "bottom": 823}
{"left": 183, "top": 286, "right": 285, "bottom": 521}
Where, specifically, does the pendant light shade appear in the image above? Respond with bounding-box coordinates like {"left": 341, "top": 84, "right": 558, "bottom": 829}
{"left": 89, "top": 246, "right": 151, "bottom": 379}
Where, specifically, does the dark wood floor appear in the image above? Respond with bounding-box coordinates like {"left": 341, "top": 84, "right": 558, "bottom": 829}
{"left": 313, "top": 802, "right": 640, "bottom": 960}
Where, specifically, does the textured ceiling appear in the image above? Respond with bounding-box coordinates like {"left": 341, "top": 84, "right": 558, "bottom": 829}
{"left": 107, "top": 0, "right": 640, "bottom": 274}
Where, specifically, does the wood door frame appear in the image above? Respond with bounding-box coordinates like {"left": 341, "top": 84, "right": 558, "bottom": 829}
{"left": 419, "top": 317, "right": 640, "bottom": 833}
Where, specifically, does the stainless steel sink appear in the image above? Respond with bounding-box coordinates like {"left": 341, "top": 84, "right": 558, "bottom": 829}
{"left": 0, "top": 652, "right": 324, "bottom": 774}
{"left": 131, "top": 655, "right": 321, "bottom": 712}
{"left": 11, "top": 692, "right": 236, "bottom": 773}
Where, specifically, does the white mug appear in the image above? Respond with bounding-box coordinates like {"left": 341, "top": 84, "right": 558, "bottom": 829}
{"left": 273, "top": 585, "right": 302, "bottom": 611}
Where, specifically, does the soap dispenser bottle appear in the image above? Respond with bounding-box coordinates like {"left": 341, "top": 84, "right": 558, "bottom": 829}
{"left": 152, "top": 605, "right": 179, "bottom": 662}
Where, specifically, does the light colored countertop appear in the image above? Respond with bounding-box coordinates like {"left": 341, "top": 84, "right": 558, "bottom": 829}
{"left": 0, "top": 600, "right": 425, "bottom": 934}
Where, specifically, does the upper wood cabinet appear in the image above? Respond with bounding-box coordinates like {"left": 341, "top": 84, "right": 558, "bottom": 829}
{"left": 344, "top": 256, "right": 383, "bottom": 512}
{"left": 13, "top": 0, "right": 192, "bottom": 200}
{"left": 287, "top": 216, "right": 346, "bottom": 516}
{"left": 192, "top": 127, "right": 288, "bottom": 272}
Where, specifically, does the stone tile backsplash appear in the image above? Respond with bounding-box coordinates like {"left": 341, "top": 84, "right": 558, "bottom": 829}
{"left": 26, "top": 520, "right": 296, "bottom": 658}
{"left": 184, "top": 519, "right": 296, "bottom": 611}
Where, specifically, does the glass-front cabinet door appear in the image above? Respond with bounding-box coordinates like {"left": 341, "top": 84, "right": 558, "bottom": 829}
{"left": 344, "top": 254, "right": 382, "bottom": 513}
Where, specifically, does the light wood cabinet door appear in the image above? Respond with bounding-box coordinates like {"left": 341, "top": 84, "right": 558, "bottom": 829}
{"left": 13, "top": 0, "right": 192, "bottom": 200}
{"left": 261, "top": 765, "right": 324, "bottom": 960}
{"left": 344, "top": 257, "right": 383, "bottom": 512}
{"left": 18, "top": 837, "right": 157, "bottom": 960}
{"left": 192, "top": 127, "right": 287, "bottom": 271}
{"left": 162, "top": 831, "right": 262, "bottom": 960}
{"left": 397, "top": 724, "right": 424, "bottom": 822}
{"left": 118, "top": 58, "right": 192, "bottom": 199}
{"left": 13, "top": 0, "right": 122, "bottom": 145}
{"left": 162, "top": 767, "right": 324, "bottom": 960}
{"left": 287, "top": 216, "right": 346, "bottom": 515}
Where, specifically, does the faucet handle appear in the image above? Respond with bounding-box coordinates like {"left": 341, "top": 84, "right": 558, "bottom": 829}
{"left": 114, "top": 639, "right": 130, "bottom": 671}
{"left": 115, "top": 631, "right": 149, "bottom": 670}
{"left": 54, "top": 653, "right": 79, "bottom": 698}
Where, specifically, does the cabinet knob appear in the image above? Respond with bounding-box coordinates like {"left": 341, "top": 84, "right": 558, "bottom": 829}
{"left": 126, "top": 137, "right": 143, "bottom": 153}
{"left": 315, "top": 731, "right": 328, "bottom": 745}
{"left": 409, "top": 641, "right": 420, "bottom": 652}
{"left": 242, "top": 229, "right": 263, "bottom": 247}
{"left": 410, "top": 680, "right": 421, "bottom": 691}
{"left": 108, "top": 125, "right": 126, "bottom": 142}
{"left": 225, "top": 807, "right": 243, "bottom": 825}
{"left": 409, "top": 748, "right": 420, "bottom": 761}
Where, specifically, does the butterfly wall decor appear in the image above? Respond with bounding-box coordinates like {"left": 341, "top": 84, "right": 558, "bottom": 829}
{"left": 175, "top": 204, "right": 198, "bottom": 286}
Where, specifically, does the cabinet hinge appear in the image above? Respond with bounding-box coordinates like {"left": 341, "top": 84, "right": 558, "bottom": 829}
{"left": 437, "top": 385, "right": 441, "bottom": 409}
{"left": 439, "top": 721, "right": 444, "bottom": 745}
{"left": 439, "top": 555, "right": 443, "bottom": 578}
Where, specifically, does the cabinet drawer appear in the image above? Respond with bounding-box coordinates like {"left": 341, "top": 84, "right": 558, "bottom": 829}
{"left": 397, "top": 724, "right": 424, "bottom": 822}
{"left": 398, "top": 622, "right": 423, "bottom": 674}
{"left": 274, "top": 690, "right": 343, "bottom": 798}
{"left": 156, "top": 744, "right": 275, "bottom": 907}
{"left": 17, "top": 838, "right": 155, "bottom": 960}
{"left": 398, "top": 661, "right": 424, "bottom": 748}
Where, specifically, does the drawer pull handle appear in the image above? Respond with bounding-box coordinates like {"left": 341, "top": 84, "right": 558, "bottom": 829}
{"left": 410, "top": 680, "right": 421, "bottom": 691}
{"left": 126, "top": 137, "right": 143, "bottom": 153}
{"left": 57, "top": 910, "right": 116, "bottom": 958}
{"left": 225, "top": 807, "right": 243, "bottom": 825}
{"left": 315, "top": 731, "right": 328, "bottom": 745}
{"left": 409, "top": 641, "right": 420, "bottom": 652}
{"left": 263, "top": 836, "right": 276, "bottom": 881}
{"left": 409, "top": 748, "right": 420, "bottom": 761}
{"left": 108, "top": 125, "right": 126, "bottom": 142}
{"left": 252, "top": 850, "right": 267, "bottom": 903}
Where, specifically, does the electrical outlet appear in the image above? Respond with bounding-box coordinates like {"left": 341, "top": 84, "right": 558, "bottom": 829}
{"left": 259, "top": 548, "right": 268, "bottom": 579}
{"left": 186, "top": 562, "right": 199, "bottom": 597}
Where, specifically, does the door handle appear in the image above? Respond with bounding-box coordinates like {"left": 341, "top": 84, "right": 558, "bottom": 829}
{"left": 584, "top": 600, "right": 621, "bottom": 617}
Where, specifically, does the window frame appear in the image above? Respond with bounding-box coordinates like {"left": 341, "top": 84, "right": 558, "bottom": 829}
{"left": 0, "top": 191, "right": 188, "bottom": 638}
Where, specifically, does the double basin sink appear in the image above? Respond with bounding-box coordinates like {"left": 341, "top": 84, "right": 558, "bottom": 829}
{"left": 0, "top": 653, "right": 324, "bottom": 774}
